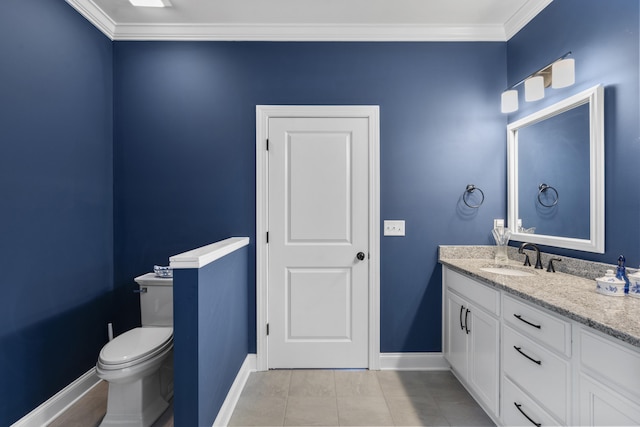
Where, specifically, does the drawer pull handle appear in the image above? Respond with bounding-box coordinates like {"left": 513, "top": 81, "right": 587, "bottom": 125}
{"left": 464, "top": 309, "right": 470, "bottom": 334}
{"left": 514, "top": 314, "right": 541, "bottom": 329}
{"left": 459, "top": 305, "right": 465, "bottom": 331}
{"left": 514, "top": 402, "right": 541, "bottom": 427}
{"left": 514, "top": 346, "right": 542, "bottom": 365}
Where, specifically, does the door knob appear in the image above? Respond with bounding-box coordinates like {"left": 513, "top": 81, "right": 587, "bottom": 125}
{"left": 356, "top": 252, "right": 366, "bottom": 261}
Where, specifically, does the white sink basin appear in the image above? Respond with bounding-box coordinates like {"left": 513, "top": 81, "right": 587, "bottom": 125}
{"left": 479, "top": 267, "right": 535, "bottom": 277}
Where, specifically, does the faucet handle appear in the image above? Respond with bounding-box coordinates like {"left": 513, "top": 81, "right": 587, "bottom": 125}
{"left": 523, "top": 254, "right": 531, "bottom": 267}
{"left": 535, "top": 256, "right": 544, "bottom": 269}
{"left": 547, "top": 258, "right": 561, "bottom": 273}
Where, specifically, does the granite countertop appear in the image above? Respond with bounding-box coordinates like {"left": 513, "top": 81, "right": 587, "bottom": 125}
{"left": 439, "top": 246, "right": 640, "bottom": 349}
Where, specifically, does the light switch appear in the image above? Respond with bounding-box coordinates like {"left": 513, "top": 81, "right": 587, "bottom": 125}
{"left": 384, "top": 220, "right": 405, "bottom": 236}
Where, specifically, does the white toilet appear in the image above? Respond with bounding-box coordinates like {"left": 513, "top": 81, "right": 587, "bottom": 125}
{"left": 97, "top": 273, "right": 174, "bottom": 427}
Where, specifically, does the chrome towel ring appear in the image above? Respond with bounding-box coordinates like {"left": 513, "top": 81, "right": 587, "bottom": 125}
{"left": 463, "top": 184, "right": 484, "bottom": 208}
{"left": 538, "top": 183, "right": 559, "bottom": 207}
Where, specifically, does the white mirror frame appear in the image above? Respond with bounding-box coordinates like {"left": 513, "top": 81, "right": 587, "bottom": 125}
{"left": 507, "top": 84, "right": 605, "bottom": 253}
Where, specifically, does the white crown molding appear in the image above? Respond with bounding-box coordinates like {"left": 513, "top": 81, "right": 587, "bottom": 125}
{"left": 110, "top": 23, "right": 508, "bottom": 42}
{"left": 63, "top": 0, "right": 524, "bottom": 42}
{"left": 65, "top": 0, "right": 116, "bottom": 40}
{"left": 67, "top": 0, "right": 550, "bottom": 41}
{"left": 504, "top": 0, "right": 554, "bottom": 40}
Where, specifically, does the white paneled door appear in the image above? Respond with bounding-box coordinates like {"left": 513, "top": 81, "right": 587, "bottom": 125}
{"left": 267, "top": 116, "right": 370, "bottom": 368}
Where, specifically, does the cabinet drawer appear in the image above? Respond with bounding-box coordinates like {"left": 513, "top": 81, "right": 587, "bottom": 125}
{"left": 580, "top": 328, "right": 640, "bottom": 401}
{"left": 503, "top": 294, "right": 571, "bottom": 356}
{"left": 445, "top": 268, "right": 499, "bottom": 316}
{"left": 503, "top": 325, "right": 571, "bottom": 423}
{"left": 502, "top": 376, "right": 562, "bottom": 427}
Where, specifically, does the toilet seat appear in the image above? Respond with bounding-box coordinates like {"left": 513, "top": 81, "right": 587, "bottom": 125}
{"left": 99, "top": 327, "right": 173, "bottom": 370}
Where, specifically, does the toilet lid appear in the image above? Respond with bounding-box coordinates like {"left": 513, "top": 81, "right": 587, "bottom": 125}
{"left": 99, "top": 327, "right": 173, "bottom": 367}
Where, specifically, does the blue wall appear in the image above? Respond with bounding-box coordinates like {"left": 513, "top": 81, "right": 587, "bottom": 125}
{"left": 113, "top": 42, "right": 508, "bottom": 353}
{"left": 2, "top": 1, "right": 639, "bottom": 423}
{"left": 0, "top": 0, "right": 113, "bottom": 424}
{"left": 173, "top": 245, "right": 249, "bottom": 427}
{"left": 506, "top": 0, "right": 640, "bottom": 263}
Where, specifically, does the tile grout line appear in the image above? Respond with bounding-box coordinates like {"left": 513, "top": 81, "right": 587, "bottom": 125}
{"left": 376, "top": 371, "right": 398, "bottom": 427}
{"left": 332, "top": 370, "right": 340, "bottom": 427}
{"left": 376, "top": 370, "right": 397, "bottom": 426}
{"left": 282, "top": 370, "right": 293, "bottom": 427}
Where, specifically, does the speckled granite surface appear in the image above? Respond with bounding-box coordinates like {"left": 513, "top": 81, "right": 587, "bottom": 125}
{"left": 439, "top": 245, "right": 640, "bottom": 349}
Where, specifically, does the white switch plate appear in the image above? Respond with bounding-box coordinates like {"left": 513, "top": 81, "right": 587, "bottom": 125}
{"left": 384, "top": 220, "right": 405, "bottom": 236}
{"left": 494, "top": 218, "right": 505, "bottom": 228}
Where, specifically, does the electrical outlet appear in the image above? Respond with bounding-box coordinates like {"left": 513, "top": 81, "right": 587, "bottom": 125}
{"left": 384, "top": 220, "right": 405, "bottom": 236}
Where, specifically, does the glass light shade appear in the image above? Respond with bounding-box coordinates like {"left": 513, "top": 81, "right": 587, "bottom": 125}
{"left": 129, "top": 0, "right": 171, "bottom": 6}
{"left": 501, "top": 90, "right": 519, "bottom": 113}
{"left": 524, "top": 76, "right": 545, "bottom": 102}
{"left": 552, "top": 58, "right": 575, "bottom": 88}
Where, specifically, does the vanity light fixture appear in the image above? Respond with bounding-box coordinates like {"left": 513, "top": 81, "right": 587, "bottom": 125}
{"left": 129, "top": 0, "right": 171, "bottom": 7}
{"left": 552, "top": 57, "right": 575, "bottom": 88}
{"left": 501, "top": 90, "right": 518, "bottom": 113}
{"left": 501, "top": 52, "right": 575, "bottom": 113}
{"left": 524, "top": 75, "right": 545, "bottom": 102}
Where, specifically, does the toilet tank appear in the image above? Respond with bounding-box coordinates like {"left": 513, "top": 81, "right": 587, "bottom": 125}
{"left": 134, "top": 273, "right": 173, "bottom": 327}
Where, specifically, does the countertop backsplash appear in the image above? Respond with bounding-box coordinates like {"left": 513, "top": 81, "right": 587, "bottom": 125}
{"left": 438, "top": 245, "right": 631, "bottom": 281}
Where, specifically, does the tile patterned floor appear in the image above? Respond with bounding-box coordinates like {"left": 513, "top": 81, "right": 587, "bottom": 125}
{"left": 228, "top": 370, "right": 495, "bottom": 426}
{"left": 47, "top": 370, "right": 493, "bottom": 426}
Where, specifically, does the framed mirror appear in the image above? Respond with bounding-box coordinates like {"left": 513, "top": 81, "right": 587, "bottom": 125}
{"left": 507, "top": 85, "right": 604, "bottom": 253}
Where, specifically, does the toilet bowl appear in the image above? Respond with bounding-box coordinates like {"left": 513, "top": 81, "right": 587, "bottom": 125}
{"left": 97, "top": 273, "right": 174, "bottom": 427}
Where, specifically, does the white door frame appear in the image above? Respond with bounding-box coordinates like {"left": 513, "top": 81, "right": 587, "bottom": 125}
{"left": 256, "top": 105, "right": 380, "bottom": 371}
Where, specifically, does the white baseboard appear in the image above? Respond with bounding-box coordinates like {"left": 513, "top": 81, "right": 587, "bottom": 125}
{"left": 212, "top": 354, "right": 257, "bottom": 427}
{"left": 11, "top": 368, "right": 101, "bottom": 427}
{"left": 379, "top": 352, "right": 450, "bottom": 371}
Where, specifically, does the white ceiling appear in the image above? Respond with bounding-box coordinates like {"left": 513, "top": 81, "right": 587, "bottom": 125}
{"left": 66, "top": 0, "right": 553, "bottom": 41}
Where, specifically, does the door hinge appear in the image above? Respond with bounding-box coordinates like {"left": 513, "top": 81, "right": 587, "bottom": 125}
{"left": 266, "top": 231, "right": 269, "bottom": 243}
{"left": 266, "top": 139, "right": 269, "bottom": 150}
{"left": 266, "top": 323, "right": 270, "bottom": 336}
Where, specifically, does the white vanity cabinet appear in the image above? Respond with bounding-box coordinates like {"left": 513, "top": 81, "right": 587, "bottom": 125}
{"left": 443, "top": 268, "right": 500, "bottom": 416}
{"left": 578, "top": 328, "right": 640, "bottom": 426}
{"left": 442, "top": 264, "right": 640, "bottom": 426}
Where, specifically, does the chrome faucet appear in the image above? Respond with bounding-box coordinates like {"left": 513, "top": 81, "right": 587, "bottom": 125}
{"left": 518, "top": 242, "right": 543, "bottom": 269}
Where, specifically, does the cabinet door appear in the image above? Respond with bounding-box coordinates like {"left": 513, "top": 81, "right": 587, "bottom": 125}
{"left": 445, "top": 290, "right": 468, "bottom": 379}
{"left": 468, "top": 305, "right": 500, "bottom": 415}
{"left": 580, "top": 374, "right": 640, "bottom": 426}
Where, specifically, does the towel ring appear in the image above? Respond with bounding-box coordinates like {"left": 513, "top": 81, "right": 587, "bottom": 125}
{"left": 463, "top": 184, "right": 484, "bottom": 208}
{"left": 538, "top": 183, "right": 559, "bottom": 207}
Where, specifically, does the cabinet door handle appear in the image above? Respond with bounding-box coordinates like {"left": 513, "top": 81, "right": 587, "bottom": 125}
{"left": 459, "top": 305, "right": 465, "bottom": 330}
{"left": 514, "top": 313, "right": 541, "bottom": 329}
{"left": 464, "top": 309, "right": 470, "bottom": 334}
{"left": 514, "top": 346, "right": 542, "bottom": 365}
{"left": 514, "top": 402, "right": 541, "bottom": 427}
